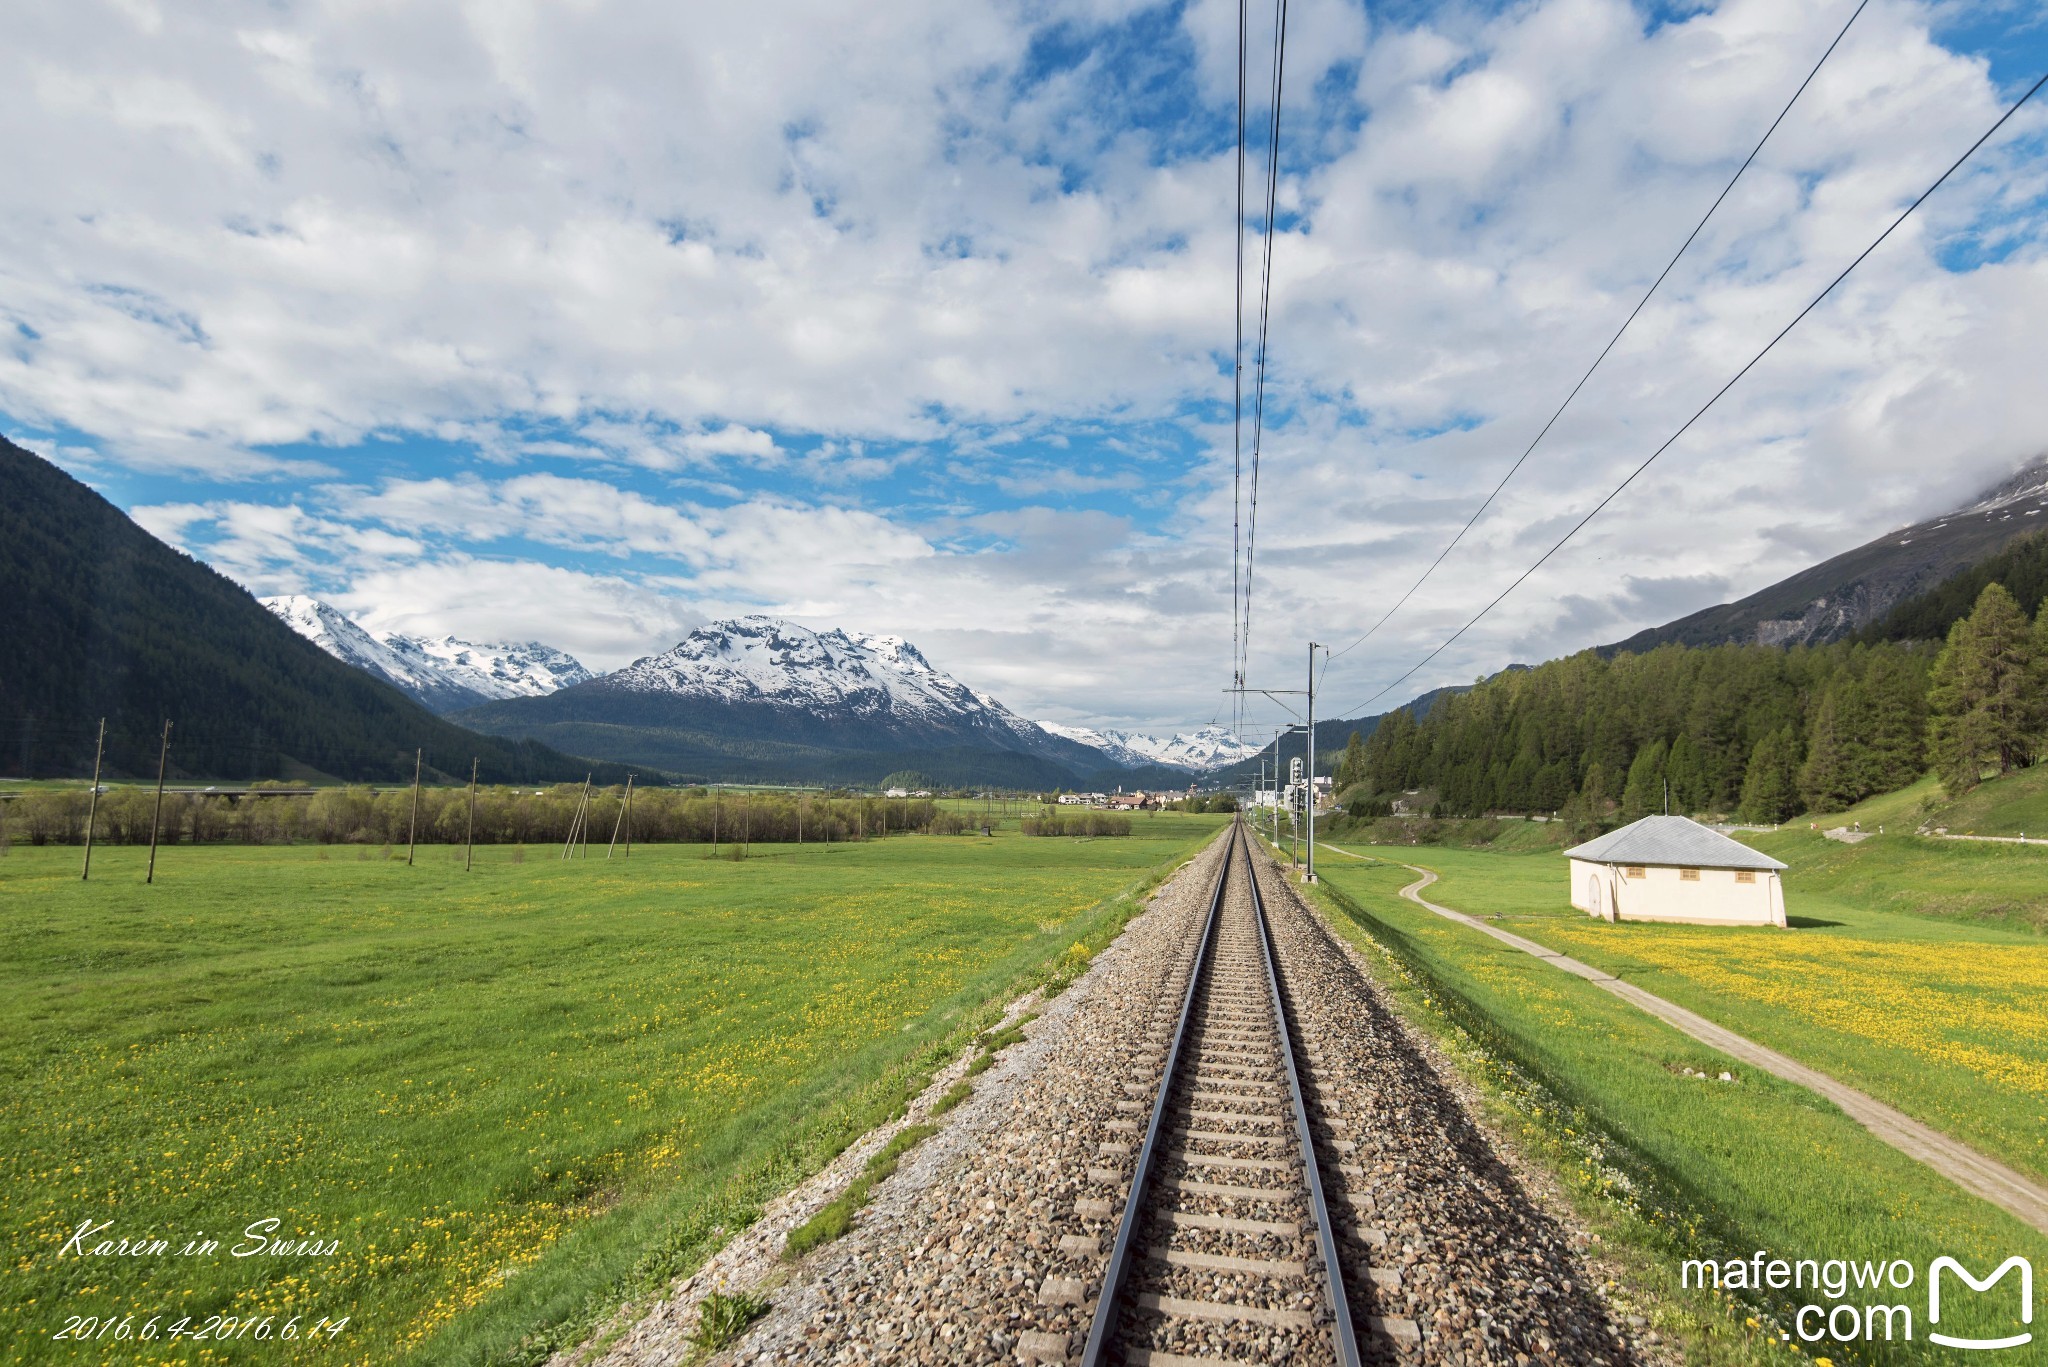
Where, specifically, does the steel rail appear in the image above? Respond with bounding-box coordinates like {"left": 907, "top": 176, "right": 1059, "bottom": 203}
{"left": 1242, "top": 824, "right": 1362, "bottom": 1365}
{"left": 1080, "top": 821, "right": 1361, "bottom": 1364}
{"left": 1079, "top": 829, "right": 1233, "bottom": 1366}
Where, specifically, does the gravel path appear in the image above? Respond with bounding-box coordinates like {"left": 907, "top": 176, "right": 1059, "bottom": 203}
{"left": 1389, "top": 861, "right": 2048, "bottom": 1238}
{"left": 598, "top": 825, "right": 1661, "bottom": 1365}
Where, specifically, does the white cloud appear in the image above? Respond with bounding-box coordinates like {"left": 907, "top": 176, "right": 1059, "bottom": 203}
{"left": 8, "top": 0, "right": 2048, "bottom": 731}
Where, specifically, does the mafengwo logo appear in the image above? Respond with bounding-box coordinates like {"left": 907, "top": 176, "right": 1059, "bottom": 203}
{"left": 1682, "top": 1252, "right": 2035, "bottom": 1349}
{"left": 1929, "top": 1256, "right": 2032, "bottom": 1351}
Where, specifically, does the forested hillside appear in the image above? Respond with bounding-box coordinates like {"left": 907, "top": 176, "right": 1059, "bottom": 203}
{"left": 1345, "top": 579, "right": 2048, "bottom": 831}
{"left": 0, "top": 438, "right": 626, "bottom": 784}
{"left": 1344, "top": 639, "right": 1930, "bottom": 827}
{"left": 1602, "top": 457, "right": 2048, "bottom": 653}
{"left": 1861, "top": 530, "right": 2048, "bottom": 643}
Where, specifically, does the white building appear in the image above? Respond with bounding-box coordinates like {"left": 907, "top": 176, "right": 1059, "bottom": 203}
{"left": 1565, "top": 815, "right": 1788, "bottom": 927}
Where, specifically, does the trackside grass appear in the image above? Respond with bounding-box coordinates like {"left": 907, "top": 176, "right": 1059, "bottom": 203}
{"left": 1304, "top": 845, "right": 2048, "bottom": 1366}
{"left": 1358, "top": 835, "right": 2048, "bottom": 1184}
{"left": 0, "top": 817, "right": 1223, "bottom": 1365}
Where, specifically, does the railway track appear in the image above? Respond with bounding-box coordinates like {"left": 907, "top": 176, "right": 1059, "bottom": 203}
{"left": 1079, "top": 821, "right": 1414, "bottom": 1366}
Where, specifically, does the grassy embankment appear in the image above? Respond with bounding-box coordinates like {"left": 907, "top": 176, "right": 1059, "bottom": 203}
{"left": 1301, "top": 833, "right": 2048, "bottom": 1366}
{"left": 0, "top": 816, "right": 1225, "bottom": 1366}
{"left": 1351, "top": 830, "right": 2048, "bottom": 1180}
{"left": 1807, "top": 764, "right": 2048, "bottom": 842}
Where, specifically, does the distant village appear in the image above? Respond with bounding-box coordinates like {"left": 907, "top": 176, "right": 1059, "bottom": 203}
{"left": 1053, "top": 786, "right": 1198, "bottom": 810}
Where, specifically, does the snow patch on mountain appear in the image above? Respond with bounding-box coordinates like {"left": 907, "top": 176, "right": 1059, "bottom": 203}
{"left": 262, "top": 595, "right": 593, "bottom": 710}
{"left": 1039, "top": 721, "right": 1260, "bottom": 772}
{"left": 382, "top": 634, "right": 593, "bottom": 701}
{"left": 264, "top": 595, "right": 448, "bottom": 696}
{"left": 602, "top": 616, "right": 1048, "bottom": 739}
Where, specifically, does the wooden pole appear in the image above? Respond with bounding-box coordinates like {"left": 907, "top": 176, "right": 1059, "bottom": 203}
{"left": 145, "top": 719, "right": 171, "bottom": 885}
{"left": 563, "top": 775, "right": 590, "bottom": 859}
{"left": 406, "top": 748, "right": 422, "bottom": 867}
{"left": 623, "top": 775, "right": 634, "bottom": 859}
{"left": 609, "top": 774, "right": 634, "bottom": 858}
{"left": 464, "top": 759, "right": 478, "bottom": 872}
{"left": 81, "top": 718, "right": 105, "bottom": 881}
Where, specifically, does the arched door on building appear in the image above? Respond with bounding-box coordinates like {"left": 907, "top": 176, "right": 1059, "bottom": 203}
{"left": 1588, "top": 874, "right": 1616, "bottom": 922}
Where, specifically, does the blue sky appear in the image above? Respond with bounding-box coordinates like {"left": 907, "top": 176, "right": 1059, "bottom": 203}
{"left": 4, "top": 0, "right": 2047, "bottom": 739}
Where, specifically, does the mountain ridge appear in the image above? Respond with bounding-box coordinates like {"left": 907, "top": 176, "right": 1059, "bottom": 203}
{"left": 0, "top": 437, "right": 626, "bottom": 784}
{"left": 263, "top": 595, "right": 593, "bottom": 714}
{"left": 1036, "top": 720, "right": 1259, "bottom": 773}
{"left": 1605, "top": 456, "right": 2048, "bottom": 655}
{"left": 457, "top": 615, "right": 1119, "bottom": 786}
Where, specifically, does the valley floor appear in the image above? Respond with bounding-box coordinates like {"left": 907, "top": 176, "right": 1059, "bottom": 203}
{"left": 0, "top": 816, "right": 1224, "bottom": 1365}
{"left": 1301, "top": 833, "right": 2048, "bottom": 1364}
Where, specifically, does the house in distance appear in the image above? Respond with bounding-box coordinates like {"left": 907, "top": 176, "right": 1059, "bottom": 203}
{"left": 1565, "top": 815, "right": 1789, "bottom": 927}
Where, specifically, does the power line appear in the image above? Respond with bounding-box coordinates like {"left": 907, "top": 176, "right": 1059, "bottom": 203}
{"left": 1321, "top": 0, "right": 1873, "bottom": 678}
{"left": 1231, "top": 0, "right": 1249, "bottom": 738}
{"left": 1236, "top": 0, "right": 1291, "bottom": 708}
{"left": 1328, "top": 63, "right": 2048, "bottom": 722}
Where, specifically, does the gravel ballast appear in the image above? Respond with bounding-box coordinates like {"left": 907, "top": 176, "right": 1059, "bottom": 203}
{"left": 598, "top": 827, "right": 1658, "bottom": 1365}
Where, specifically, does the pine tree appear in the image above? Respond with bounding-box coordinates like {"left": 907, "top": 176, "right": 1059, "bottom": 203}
{"left": 1620, "top": 740, "right": 1668, "bottom": 822}
{"left": 1582, "top": 761, "right": 1614, "bottom": 818}
{"left": 1927, "top": 583, "right": 2040, "bottom": 795}
{"left": 1335, "top": 730, "right": 1368, "bottom": 792}
{"left": 1798, "top": 682, "right": 1868, "bottom": 813}
{"left": 1858, "top": 648, "right": 1929, "bottom": 793}
{"left": 1738, "top": 725, "right": 1802, "bottom": 824}
{"left": 1667, "top": 732, "right": 1708, "bottom": 814}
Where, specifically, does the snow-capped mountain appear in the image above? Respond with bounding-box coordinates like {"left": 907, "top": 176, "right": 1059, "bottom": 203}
{"left": 456, "top": 615, "right": 1121, "bottom": 786}
{"left": 262, "top": 595, "right": 593, "bottom": 713}
{"left": 380, "top": 634, "right": 593, "bottom": 702}
{"left": 1039, "top": 721, "right": 1261, "bottom": 773}
{"left": 593, "top": 616, "right": 1067, "bottom": 754}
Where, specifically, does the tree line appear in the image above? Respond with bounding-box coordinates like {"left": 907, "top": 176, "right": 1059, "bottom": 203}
{"left": 1330, "top": 581, "right": 2048, "bottom": 831}
{"left": 0, "top": 784, "right": 956, "bottom": 849}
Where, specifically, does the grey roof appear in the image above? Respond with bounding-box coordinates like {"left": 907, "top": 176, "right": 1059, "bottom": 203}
{"left": 1563, "top": 815, "right": 1787, "bottom": 871}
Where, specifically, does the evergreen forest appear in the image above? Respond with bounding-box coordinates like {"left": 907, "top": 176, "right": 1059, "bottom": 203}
{"left": 1333, "top": 579, "right": 2048, "bottom": 832}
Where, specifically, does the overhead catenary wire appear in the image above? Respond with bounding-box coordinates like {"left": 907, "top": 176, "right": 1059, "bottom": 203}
{"left": 1236, "top": 0, "right": 1291, "bottom": 711}
{"left": 1231, "top": 0, "right": 1250, "bottom": 738}
{"left": 1328, "top": 63, "right": 2048, "bottom": 722}
{"left": 1320, "top": 0, "right": 1874, "bottom": 680}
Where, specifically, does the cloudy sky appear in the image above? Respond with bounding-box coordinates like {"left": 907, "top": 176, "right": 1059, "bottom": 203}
{"left": 5, "top": 0, "right": 2046, "bottom": 740}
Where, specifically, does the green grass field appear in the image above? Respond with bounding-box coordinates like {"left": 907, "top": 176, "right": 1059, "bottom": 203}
{"left": 1303, "top": 845, "right": 2048, "bottom": 1364}
{"left": 1328, "top": 832, "right": 2048, "bottom": 1185}
{"left": 0, "top": 817, "right": 1223, "bottom": 1364}
{"left": 1812, "top": 764, "right": 2048, "bottom": 841}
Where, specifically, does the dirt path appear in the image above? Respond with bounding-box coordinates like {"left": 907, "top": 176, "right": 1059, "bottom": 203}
{"left": 1331, "top": 847, "right": 2048, "bottom": 1237}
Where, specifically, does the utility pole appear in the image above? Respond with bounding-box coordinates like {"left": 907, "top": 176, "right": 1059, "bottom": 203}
{"left": 1306, "top": 641, "right": 1321, "bottom": 885}
{"left": 406, "top": 748, "right": 422, "bottom": 867}
{"left": 622, "top": 775, "right": 635, "bottom": 859}
{"left": 608, "top": 774, "right": 634, "bottom": 858}
{"left": 81, "top": 718, "right": 105, "bottom": 881}
{"left": 563, "top": 775, "right": 590, "bottom": 859}
{"left": 1266, "top": 758, "right": 1275, "bottom": 842}
{"left": 145, "top": 719, "right": 171, "bottom": 885}
{"left": 464, "top": 759, "right": 478, "bottom": 872}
